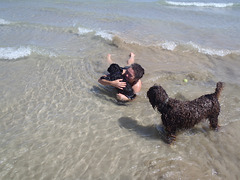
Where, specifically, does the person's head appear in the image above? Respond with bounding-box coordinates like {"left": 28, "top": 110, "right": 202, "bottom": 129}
{"left": 125, "top": 63, "right": 144, "bottom": 84}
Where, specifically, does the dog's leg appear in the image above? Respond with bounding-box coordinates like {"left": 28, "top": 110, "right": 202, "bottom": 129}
{"left": 169, "top": 134, "right": 177, "bottom": 144}
{"left": 165, "top": 126, "right": 177, "bottom": 144}
{"left": 209, "top": 116, "right": 219, "bottom": 131}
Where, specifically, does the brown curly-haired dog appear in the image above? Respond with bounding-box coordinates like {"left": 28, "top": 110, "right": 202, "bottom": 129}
{"left": 147, "top": 82, "right": 224, "bottom": 143}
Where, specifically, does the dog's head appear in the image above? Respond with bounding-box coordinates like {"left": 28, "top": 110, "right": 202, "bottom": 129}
{"left": 147, "top": 85, "right": 169, "bottom": 111}
{"left": 107, "top": 63, "right": 123, "bottom": 80}
{"left": 107, "top": 63, "right": 123, "bottom": 74}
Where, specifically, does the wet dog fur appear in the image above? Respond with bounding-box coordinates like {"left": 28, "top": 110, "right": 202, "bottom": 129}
{"left": 147, "top": 82, "right": 224, "bottom": 143}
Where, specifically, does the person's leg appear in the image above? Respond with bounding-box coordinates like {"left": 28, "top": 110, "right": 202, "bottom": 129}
{"left": 107, "top": 54, "right": 113, "bottom": 64}
{"left": 127, "top": 52, "right": 135, "bottom": 66}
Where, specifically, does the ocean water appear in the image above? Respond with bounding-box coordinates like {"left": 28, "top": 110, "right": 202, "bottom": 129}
{"left": 1, "top": 0, "right": 240, "bottom": 179}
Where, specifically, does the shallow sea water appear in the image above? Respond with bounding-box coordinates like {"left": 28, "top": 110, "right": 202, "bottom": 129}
{"left": 1, "top": 44, "right": 240, "bottom": 179}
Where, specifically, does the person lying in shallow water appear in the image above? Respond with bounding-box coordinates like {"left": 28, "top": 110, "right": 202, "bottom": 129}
{"left": 98, "top": 52, "right": 145, "bottom": 101}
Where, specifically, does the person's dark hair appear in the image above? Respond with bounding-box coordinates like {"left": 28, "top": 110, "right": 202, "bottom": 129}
{"left": 131, "top": 63, "right": 144, "bottom": 81}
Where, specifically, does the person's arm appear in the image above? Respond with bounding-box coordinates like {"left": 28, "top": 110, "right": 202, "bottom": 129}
{"left": 116, "top": 80, "right": 141, "bottom": 102}
{"left": 98, "top": 78, "right": 126, "bottom": 90}
{"left": 98, "top": 78, "right": 130, "bottom": 101}
{"left": 132, "top": 80, "right": 142, "bottom": 94}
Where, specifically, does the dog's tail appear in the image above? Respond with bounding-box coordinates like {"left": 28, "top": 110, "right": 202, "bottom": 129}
{"left": 215, "top": 82, "right": 224, "bottom": 99}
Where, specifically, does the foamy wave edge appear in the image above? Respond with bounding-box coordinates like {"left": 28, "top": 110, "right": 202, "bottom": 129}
{"left": 185, "top": 42, "right": 238, "bottom": 56}
{"left": 78, "top": 27, "right": 238, "bottom": 57}
{"left": 0, "top": 46, "right": 57, "bottom": 60}
{"left": 165, "top": 1, "right": 235, "bottom": 8}
{"left": 78, "top": 27, "right": 114, "bottom": 41}
{"left": 0, "top": 18, "right": 11, "bottom": 25}
{"left": 160, "top": 41, "right": 239, "bottom": 56}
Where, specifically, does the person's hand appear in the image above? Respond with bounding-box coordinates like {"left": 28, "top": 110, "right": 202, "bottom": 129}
{"left": 112, "top": 79, "right": 126, "bottom": 90}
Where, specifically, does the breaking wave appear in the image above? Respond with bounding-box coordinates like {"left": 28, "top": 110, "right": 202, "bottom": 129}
{"left": 160, "top": 41, "right": 239, "bottom": 56}
{"left": 165, "top": 1, "right": 236, "bottom": 8}
{"left": 0, "top": 18, "right": 11, "bottom": 25}
{"left": 0, "top": 46, "right": 57, "bottom": 60}
{"left": 78, "top": 27, "right": 114, "bottom": 41}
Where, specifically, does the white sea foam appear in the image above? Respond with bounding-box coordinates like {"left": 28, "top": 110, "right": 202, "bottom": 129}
{"left": 166, "top": 1, "right": 234, "bottom": 8}
{"left": 0, "top": 47, "right": 32, "bottom": 59}
{"left": 78, "top": 27, "right": 113, "bottom": 41}
{"left": 188, "top": 42, "right": 232, "bottom": 56}
{"left": 78, "top": 27, "right": 94, "bottom": 35}
{"left": 0, "top": 46, "right": 57, "bottom": 60}
{"left": 95, "top": 30, "right": 113, "bottom": 41}
{"left": 161, "top": 41, "right": 177, "bottom": 51}
{"left": 0, "top": 18, "right": 11, "bottom": 25}
{"left": 157, "top": 40, "right": 235, "bottom": 56}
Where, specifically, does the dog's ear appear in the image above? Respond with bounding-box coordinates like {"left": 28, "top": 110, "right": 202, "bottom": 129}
{"left": 147, "top": 86, "right": 158, "bottom": 109}
{"left": 147, "top": 85, "right": 169, "bottom": 110}
{"left": 107, "top": 63, "right": 122, "bottom": 74}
